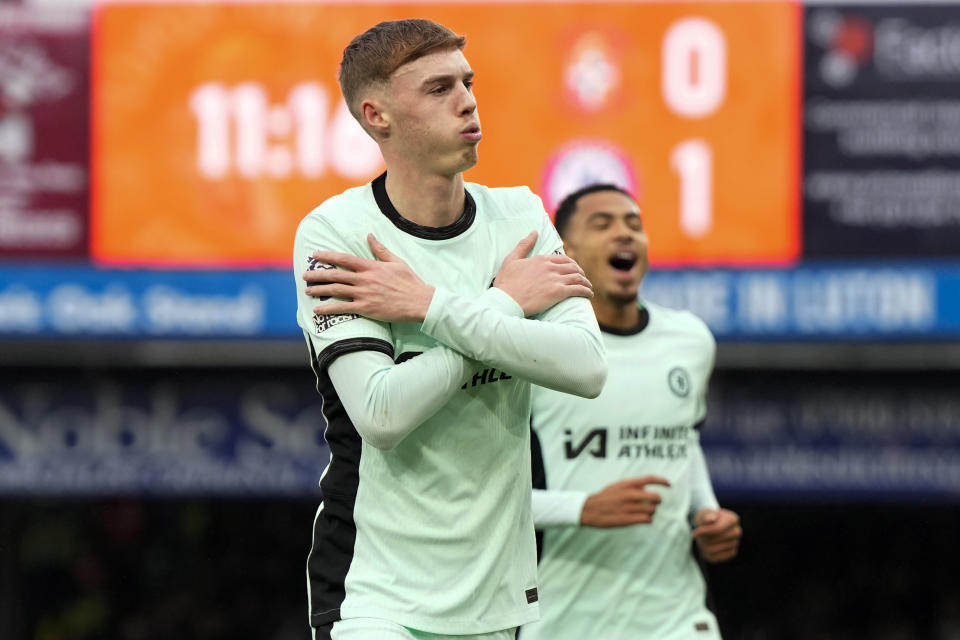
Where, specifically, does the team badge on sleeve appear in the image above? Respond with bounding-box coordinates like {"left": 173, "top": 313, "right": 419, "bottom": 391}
{"left": 305, "top": 256, "right": 336, "bottom": 302}
{"left": 306, "top": 256, "right": 360, "bottom": 333}
{"left": 312, "top": 312, "right": 360, "bottom": 334}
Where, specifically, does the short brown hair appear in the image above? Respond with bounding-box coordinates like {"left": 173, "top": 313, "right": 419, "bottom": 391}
{"left": 339, "top": 19, "right": 466, "bottom": 121}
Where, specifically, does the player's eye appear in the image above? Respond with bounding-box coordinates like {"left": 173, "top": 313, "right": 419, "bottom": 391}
{"left": 626, "top": 216, "right": 643, "bottom": 231}
{"left": 463, "top": 79, "right": 474, "bottom": 91}
{"left": 430, "top": 85, "right": 449, "bottom": 95}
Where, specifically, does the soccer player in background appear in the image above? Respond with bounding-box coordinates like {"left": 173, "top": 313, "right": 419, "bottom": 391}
{"left": 294, "top": 19, "right": 607, "bottom": 640}
{"left": 519, "top": 184, "right": 741, "bottom": 640}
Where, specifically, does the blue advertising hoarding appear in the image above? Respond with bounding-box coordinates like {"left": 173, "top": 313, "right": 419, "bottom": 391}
{"left": 701, "top": 371, "right": 960, "bottom": 499}
{"left": 2, "top": 263, "right": 960, "bottom": 341}
{"left": 0, "top": 370, "right": 328, "bottom": 495}
{"left": 2, "top": 369, "right": 957, "bottom": 498}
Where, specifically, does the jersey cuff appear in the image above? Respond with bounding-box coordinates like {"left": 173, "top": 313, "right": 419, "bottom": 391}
{"left": 422, "top": 286, "right": 525, "bottom": 339}
{"left": 532, "top": 489, "right": 590, "bottom": 527}
{"left": 421, "top": 287, "right": 451, "bottom": 337}
{"left": 480, "top": 286, "right": 525, "bottom": 317}
{"left": 316, "top": 337, "right": 394, "bottom": 372}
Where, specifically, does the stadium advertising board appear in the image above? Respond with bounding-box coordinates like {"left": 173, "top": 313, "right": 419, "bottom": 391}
{"left": 702, "top": 372, "right": 960, "bottom": 499}
{"left": 0, "top": 266, "right": 292, "bottom": 337}
{"left": 0, "top": 7, "right": 90, "bottom": 259}
{"left": 0, "top": 371, "right": 329, "bottom": 495}
{"left": 803, "top": 4, "right": 960, "bottom": 258}
{"left": 2, "top": 263, "right": 960, "bottom": 339}
{"left": 91, "top": 1, "right": 799, "bottom": 266}
{"left": 2, "top": 370, "right": 957, "bottom": 497}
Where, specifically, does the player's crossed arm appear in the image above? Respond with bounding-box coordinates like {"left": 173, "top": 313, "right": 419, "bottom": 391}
{"left": 305, "top": 234, "right": 435, "bottom": 323}
{"left": 303, "top": 232, "right": 592, "bottom": 320}
{"left": 491, "top": 231, "right": 593, "bottom": 315}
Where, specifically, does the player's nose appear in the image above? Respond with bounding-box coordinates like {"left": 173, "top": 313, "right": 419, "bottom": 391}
{"left": 613, "top": 217, "right": 640, "bottom": 238}
{"left": 459, "top": 87, "right": 476, "bottom": 115}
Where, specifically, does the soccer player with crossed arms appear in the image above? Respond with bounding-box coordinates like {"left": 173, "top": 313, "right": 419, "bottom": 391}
{"left": 294, "top": 19, "right": 607, "bottom": 640}
{"left": 520, "top": 184, "right": 742, "bottom": 640}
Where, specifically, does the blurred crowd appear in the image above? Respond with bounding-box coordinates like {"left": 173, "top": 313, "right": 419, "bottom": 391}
{"left": 5, "top": 500, "right": 311, "bottom": 640}
{"left": 3, "top": 499, "right": 959, "bottom": 640}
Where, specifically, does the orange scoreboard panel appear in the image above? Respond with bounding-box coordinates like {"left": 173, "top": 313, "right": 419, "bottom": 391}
{"left": 92, "top": 2, "right": 800, "bottom": 266}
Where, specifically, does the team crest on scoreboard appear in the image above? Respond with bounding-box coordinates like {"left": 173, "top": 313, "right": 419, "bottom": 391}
{"left": 540, "top": 139, "right": 638, "bottom": 215}
{"left": 667, "top": 367, "right": 691, "bottom": 397}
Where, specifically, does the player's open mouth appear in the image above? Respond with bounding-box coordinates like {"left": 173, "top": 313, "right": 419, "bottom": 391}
{"left": 608, "top": 251, "right": 638, "bottom": 272}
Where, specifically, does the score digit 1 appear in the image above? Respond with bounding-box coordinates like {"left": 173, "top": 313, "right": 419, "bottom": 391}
{"left": 661, "top": 18, "right": 727, "bottom": 238}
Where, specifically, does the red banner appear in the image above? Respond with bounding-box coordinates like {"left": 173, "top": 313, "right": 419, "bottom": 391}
{"left": 0, "top": 7, "right": 90, "bottom": 259}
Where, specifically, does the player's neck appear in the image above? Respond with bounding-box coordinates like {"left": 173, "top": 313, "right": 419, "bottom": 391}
{"left": 592, "top": 297, "right": 640, "bottom": 331}
{"left": 383, "top": 167, "right": 466, "bottom": 228}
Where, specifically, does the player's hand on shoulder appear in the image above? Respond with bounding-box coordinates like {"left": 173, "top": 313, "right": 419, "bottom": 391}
{"left": 493, "top": 231, "right": 593, "bottom": 316}
{"left": 304, "top": 234, "right": 435, "bottom": 323}
{"left": 579, "top": 476, "right": 671, "bottom": 528}
{"left": 692, "top": 507, "right": 742, "bottom": 563}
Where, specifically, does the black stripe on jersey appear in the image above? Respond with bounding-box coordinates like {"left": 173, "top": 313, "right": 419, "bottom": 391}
{"left": 315, "top": 337, "right": 394, "bottom": 372}
{"left": 529, "top": 422, "right": 546, "bottom": 563}
{"left": 306, "top": 339, "right": 366, "bottom": 630}
{"left": 371, "top": 171, "right": 476, "bottom": 240}
{"left": 597, "top": 305, "right": 650, "bottom": 336}
{"left": 313, "top": 622, "right": 334, "bottom": 640}
{"left": 694, "top": 418, "right": 706, "bottom": 432}
{"left": 395, "top": 351, "right": 423, "bottom": 364}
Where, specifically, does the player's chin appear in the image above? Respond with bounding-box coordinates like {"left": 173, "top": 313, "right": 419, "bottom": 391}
{"left": 458, "top": 146, "right": 479, "bottom": 171}
{"left": 606, "top": 286, "right": 639, "bottom": 307}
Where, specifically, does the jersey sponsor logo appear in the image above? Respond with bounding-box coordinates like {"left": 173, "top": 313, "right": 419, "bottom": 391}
{"left": 695, "top": 622, "right": 711, "bottom": 632}
{"left": 616, "top": 424, "right": 690, "bottom": 460}
{"left": 305, "top": 256, "right": 336, "bottom": 301}
{"left": 617, "top": 442, "right": 688, "bottom": 459}
{"left": 564, "top": 428, "right": 607, "bottom": 458}
{"left": 668, "top": 366, "right": 691, "bottom": 397}
{"left": 312, "top": 312, "right": 360, "bottom": 334}
{"left": 565, "top": 425, "right": 694, "bottom": 460}
{"left": 461, "top": 367, "right": 512, "bottom": 389}
{"left": 525, "top": 587, "right": 539, "bottom": 604}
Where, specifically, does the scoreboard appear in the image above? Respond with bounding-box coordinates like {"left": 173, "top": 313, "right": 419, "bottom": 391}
{"left": 1, "top": 1, "right": 959, "bottom": 341}
{"left": 91, "top": 2, "right": 799, "bottom": 267}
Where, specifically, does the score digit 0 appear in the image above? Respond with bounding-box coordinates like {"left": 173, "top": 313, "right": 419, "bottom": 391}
{"left": 661, "top": 17, "right": 727, "bottom": 239}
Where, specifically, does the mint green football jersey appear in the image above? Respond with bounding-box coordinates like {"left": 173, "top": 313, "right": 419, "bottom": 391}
{"left": 295, "top": 173, "right": 580, "bottom": 635}
{"left": 524, "top": 302, "right": 721, "bottom": 640}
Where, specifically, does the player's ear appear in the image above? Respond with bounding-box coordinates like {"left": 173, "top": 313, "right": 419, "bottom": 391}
{"left": 361, "top": 96, "right": 391, "bottom": 140}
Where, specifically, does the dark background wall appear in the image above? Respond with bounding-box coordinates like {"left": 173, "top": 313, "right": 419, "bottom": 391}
{"left": 3, "top": 366, "right": 959, "bottom": 640}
